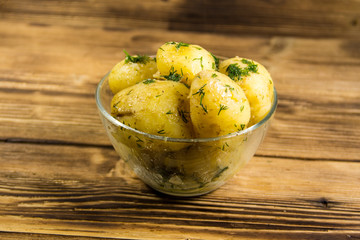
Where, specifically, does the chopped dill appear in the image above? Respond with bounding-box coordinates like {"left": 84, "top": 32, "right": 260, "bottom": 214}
{"left": 211, "top": 53, "right": 220, "bottom": 70}
{"left": 212, "top": 166, "right": 229, "bottom": 180}
{"left": 178, "top": 109, "right": 189, "bottom": 123}
{"left": 224, "top": 84, "right": 234, "bottom": 92}
{"left": 126, "top": 89, "right": 133, "bottom": 95}
{"left": 123, "top": 50, "right": 150, "bottom": 64}
{"left": 166, "top": 110, "right": 173, "bottom": 114}
{"left": 163, "top": 66, "right": 182, "bottom": 82}
{"left": 226, "top": 59, "right": 258, "bottom": 81}
{"left": 193, "top": 56, "right": 204, "bottom": 69}
{"left": 157, "top": 129, "right": 166, "bottom": 134}
{"left": 212, "top": 73, "right": 218, "bottom": 78}
{"left": 192, "top": 84, "right": 208, "bottom": 113}
{"left": 167, "top": 41, "right": 190, "bottom": 50}
{"left": 218, "top": 104, "right": 229, "bottom": 115}
{"left": 143, "top": 79, "right": 155, "bottom": 84}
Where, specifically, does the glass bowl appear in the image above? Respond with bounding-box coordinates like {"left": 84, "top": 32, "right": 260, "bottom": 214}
{"left": 95, "top": 71, "right": 277, "bottom": 197}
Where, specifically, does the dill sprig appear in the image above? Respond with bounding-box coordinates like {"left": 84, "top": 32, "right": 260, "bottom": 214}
{"left": 123, "top": 50, "right": 150, "bottom": 64}
{"left": 224, "top": 84, "right": 234, "bottom": 93}
{"left": 157, "top": 129, "right": 166, "bottom": 134}
{"left": 226, "top": 59, "right": 258, "bottom": 81}
{"left": 218, "top": 104, "right": 229, "bottom": 115}
{"left": 166, "top": 41, "right": 190, "bottom": 50}
{"left": 192, "top": 84, "right": 208, "bottom": 113}
{"left": 178, "top": 109, "right": 189, "bottom": 123}
{"left": 143, "top": 79, "right": 155, "bottom": 84}
{"left": 163, "top": 66, "right": 182, "bottom": 82}
{"left": 211, "top": 53, "right": 220, "bottom": 70}
{"left": 193, "top": 56, "right": 204, "bottom": 69}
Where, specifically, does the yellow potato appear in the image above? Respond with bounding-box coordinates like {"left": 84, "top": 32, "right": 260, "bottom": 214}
{"left": 156, "top": 42, "right": 216, "bottom": 86}
{"left": 111, "top": 79, "right": 193, "bottom": 140}
{"left": 219, "top": 57, "right": 274, "bottom": 125}
{"left": 108, "top": 53, "right": 157, "bottom": 94}
{"left": 189, "top": 70, "right": 251, "bottom": 138}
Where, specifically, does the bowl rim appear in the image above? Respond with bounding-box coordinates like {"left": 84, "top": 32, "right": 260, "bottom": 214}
{"left": 95, "top": 71, "right": 277, "bottom": 143}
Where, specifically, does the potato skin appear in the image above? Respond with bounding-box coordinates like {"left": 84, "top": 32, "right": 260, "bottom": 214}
{"left": 189, "top": 70, "right": 251, "bottom": 138}
{"left": 111, "top": 79, "right": 193, "bottom": 139}
{"left": 108, "top": 57, "right": 157, "bottom": 94}
{"left": 219, "top": 57, "right": 274, "bottom": 125}
{"left": 156, "top": 42, "right": 216, "bottom": 86}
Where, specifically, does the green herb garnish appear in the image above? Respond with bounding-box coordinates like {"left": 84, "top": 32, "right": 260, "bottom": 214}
{"left": 224, "top": 84, "right": 234, "bottom": 92}
{"left": 211, "top": 53, "right": 220, "bottom": 70}
{"left": 163, "top": 66, "right": 182, "bottom": 82}
{"left": 178, "top": 109, "right": 189, "bottom": 123}
{"left": 157, "top": 129, "right": 166, "bottom": 134}
{"left": 167, "top": 41, "right": 190, "bottom": 50}
{"left": 212, "top": 166, "right": 229, "bottom": 180}
{"left": 242, "top": 59, "right": 258, "bottom": 73}
{"left": 226, "top": 59, "right": 258, "bottom": 81}
{"left": 143, "top": 79, "right": 155, "bottom": 84}
{"left": 193, "top": 56, "right": 203, "bottom": 69}
{"left": 218, "top": 104, "right": 229, "bottom": 115}
{"left": 123, "top": 50, "right": 150, "bottom": 64}
{"left": 192, "top": 84, "right": 208, "bottom": 113}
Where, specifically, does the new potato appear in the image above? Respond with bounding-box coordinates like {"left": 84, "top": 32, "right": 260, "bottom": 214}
{"left": 111, "top": 79, "right": 193, "bottom": 140}
{"left": 108, "top": 55, "right": 157, "bottom": 94}
{"left": 219, "top": 57, "right": 274, "bottom": 125}
{"left": 156, "top": 42, "right": 216, "bottom": 86}
{"left": 189, "top": 70, "right": 251, "bottom": 138}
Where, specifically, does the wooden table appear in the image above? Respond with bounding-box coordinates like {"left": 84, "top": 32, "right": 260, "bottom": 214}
{"left": 1, "top": 1, "right": 360, "bottom": 239}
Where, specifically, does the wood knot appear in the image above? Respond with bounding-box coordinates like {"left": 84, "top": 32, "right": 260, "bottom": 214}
{"left": 319, "top": 197, "right": 329, "bottom": 208}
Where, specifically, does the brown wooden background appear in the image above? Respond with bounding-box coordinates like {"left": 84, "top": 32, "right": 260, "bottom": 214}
{"left": 0, "top": 0, "right": 360, "bottom": 239}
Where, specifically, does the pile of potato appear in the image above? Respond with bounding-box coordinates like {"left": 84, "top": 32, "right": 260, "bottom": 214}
{"left": 110, "top": 41, "right": 274, "bottom": 139}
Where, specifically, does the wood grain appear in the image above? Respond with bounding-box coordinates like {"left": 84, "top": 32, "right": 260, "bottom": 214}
{"left": 1, "top": 1, "right": 360, "bottom": 238}
{"left": 0, "top": 21, "right": 359, "bottom": 160}
{"left": 0, "top": 142, "right": 360, "bottom": 239}
{"left": 1, "top": 0, "right": 360, "bottom": 38}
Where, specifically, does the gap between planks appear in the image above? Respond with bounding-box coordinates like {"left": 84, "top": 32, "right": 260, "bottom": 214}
{"left": 1, "top": 137, "right": 359, "bottom": 163}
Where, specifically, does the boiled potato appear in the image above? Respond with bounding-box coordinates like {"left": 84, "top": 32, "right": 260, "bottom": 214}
{"left": 111, "top": 79, "right": 193, "bottom": 139}
{"left": 108, "top": 52, "right": 157, "bottom": 94}
{"left": 156, "top": 41, "right": 216, "bottom": 86}
{"left": 189, "top": 70, "right": 251, "bottom": 138}
{"left": 219, "top": 57, "right": 274, "bottom": 125}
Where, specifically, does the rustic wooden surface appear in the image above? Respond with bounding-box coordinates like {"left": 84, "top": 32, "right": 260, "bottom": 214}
{"left": 1, "top": 0, "right": 360, "bottom": 239}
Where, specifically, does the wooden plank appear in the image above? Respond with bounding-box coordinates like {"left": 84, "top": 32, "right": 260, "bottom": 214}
{"left": 0, "top": 232, "right": 122, "bottom": 240}
{"left": 1, "top": 0, "right": 360, "bottom": 38}
{"left": 0, "top": 21, "right": 359, "bottom": 160}
{"left": 0, "top": 142, "right": 360, "bottom": 239}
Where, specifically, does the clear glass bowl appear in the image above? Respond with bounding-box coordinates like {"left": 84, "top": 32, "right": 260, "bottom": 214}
{"left": 95, "top": 72, "right": 277, "bottom": 197}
